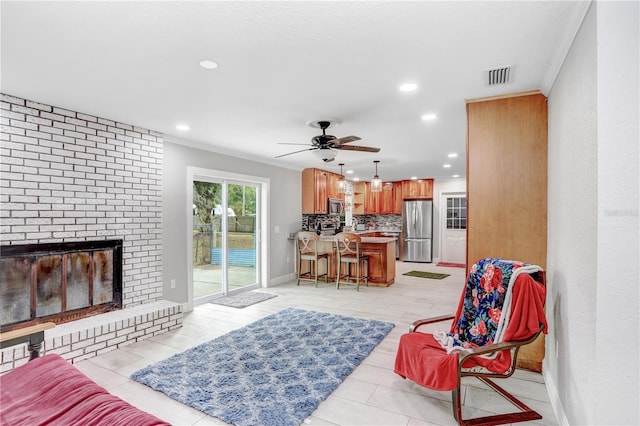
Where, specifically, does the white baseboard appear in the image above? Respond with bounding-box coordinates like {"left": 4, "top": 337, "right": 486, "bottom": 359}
{"left": 542, "top": 359, "right": 570, "bottom": 426}
{"left": 268, "top": 272, "right": 296, "bottom": 287}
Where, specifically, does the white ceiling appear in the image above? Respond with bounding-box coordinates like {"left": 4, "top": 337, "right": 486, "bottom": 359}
{"left": 1, "top": 1, "right": 585, "bottom": 182}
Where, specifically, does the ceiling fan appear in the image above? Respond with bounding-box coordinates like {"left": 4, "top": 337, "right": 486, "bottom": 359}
{"left": 275, "top": 120, "right": 380, "bottom": 162}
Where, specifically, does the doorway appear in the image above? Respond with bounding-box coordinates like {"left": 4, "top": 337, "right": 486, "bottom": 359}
{"left": 440, "top": 192, "right": 467, "bottom": 264}
{"left": 188, "top": 167, "right": 268, "bottom": 306}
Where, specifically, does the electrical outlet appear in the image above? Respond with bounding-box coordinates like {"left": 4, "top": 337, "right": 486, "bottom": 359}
{"left": 170, "top": 279, "right": 176, "bottom": 289}
{"left": 274, "top": 226, "right": 280, "bottom": 234}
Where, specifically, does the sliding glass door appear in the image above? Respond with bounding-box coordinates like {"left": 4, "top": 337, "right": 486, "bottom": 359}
{"left": 191, "top": 176, "right": 261, "bottom": 304}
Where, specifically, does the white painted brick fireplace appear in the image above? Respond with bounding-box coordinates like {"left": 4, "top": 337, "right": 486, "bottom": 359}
{"left": 0, "top": 94, "right": 182, "bottom": 371}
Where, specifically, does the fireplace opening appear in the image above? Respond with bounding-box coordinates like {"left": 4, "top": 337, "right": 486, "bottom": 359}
{"left": 1, "top": 240, "right": 123, "bottom": 332}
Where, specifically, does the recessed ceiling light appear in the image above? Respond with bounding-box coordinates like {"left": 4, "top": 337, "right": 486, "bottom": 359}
{"left": 346, "top": 170, "right": 354, "bottom": 174}
{"left": 399, "top": 83, "right": 417, "bottom": 92}
{"left": 176, "top": 124, "right": 190, "bottom": 131}
{"left": 199, "top": 60, "right": 218, "bottom": 70}
{"left": 421, "top": 114, "right": 437, "bottom": 121}
{"left": 448, "top": 153, "right": 458, "bottom": 158}
{"left": 411, "top": 176, "right": 418, "bottom": 180}
{"left": 443, "top": 164, "right": 451, "bottom": 168}
{"left": 353, "top": 177, "right": 360, "bottom": 181}
{"left": 453, "top": 174, "right": 460, "bottom": 178}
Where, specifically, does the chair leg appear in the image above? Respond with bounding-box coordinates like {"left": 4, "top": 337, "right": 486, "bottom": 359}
{"left": 451, "top": 377, "right": 543, "bottom": 426}
{"left": 355, "top": 259, "right": 360, "bottom": 292}
{"left": 296, "top": 255, "right": 301, "bottom": 286}
{"left": 365, "top": 259, "right": 368, "bottom": 287}
{"left": 452, "top": 387, "right": 463, "bottom": 424}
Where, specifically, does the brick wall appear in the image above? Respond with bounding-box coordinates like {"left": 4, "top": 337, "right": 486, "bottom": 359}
{"left": 0, "top": 93, "right": 163, "bottom": 307}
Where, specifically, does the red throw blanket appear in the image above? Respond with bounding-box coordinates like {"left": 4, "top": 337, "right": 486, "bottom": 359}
{"left": 0, "top": 354, "right": 169, "bottom": 426}
{"left": 394, "top": 273, "right": 547, "bottom": 391}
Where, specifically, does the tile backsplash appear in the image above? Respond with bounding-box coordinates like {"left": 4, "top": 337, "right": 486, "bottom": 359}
{"left": 302, "top": 214, "right": 401, "bottom": 231}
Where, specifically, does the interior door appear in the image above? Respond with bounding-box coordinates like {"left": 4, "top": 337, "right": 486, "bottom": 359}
{"left": 441, "top": 193, "right": 467, "bottom": 264}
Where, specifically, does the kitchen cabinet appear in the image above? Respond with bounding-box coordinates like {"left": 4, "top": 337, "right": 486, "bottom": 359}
{"left": 380, "top": 183, "right": 395, "bottom": 214}
{"left": 326, "top": 172, "right": 345, "bottom": 201}
{"left": 360, "top": 239, "right": 396, "bottom": 286}
{"left": 353, "top": 182, "right": 366, "bottom": 215}
{"left": 302, "top": 168, "right": 327, "bottom": 214}
{"left": 298, "top": 237, "right": 396, "bottom": 286}
{"left": 402, "top": 179, "right": 433, "bottom": 199}
{"left": 393, "top": 181, "right": 403, "bottom": 214}
{"left": 302, "top": 168, "right": 346, "bottom": 214}
{"left": 466, "top": 91, "right": 547, "bottom": 372}
{"left": 365, "top": 182, "right": 380, "bottom": 214}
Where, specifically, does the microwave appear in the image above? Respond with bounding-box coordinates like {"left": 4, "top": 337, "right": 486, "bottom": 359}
{"left": 327, "top": 198, "right": 345, "bottom": 215}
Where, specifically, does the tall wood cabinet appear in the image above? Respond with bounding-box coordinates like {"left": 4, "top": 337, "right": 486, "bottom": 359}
{"left": 302, "top": 168, "right": 327, "bottom": 214}
{"left": 466, "top": 91, "right": 547, "bottom": 372}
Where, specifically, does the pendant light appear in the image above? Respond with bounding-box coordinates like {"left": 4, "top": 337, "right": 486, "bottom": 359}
{"left": 370, "top": 160, "right": 382, "bottom": 193}
{"left": 337, "top": 163, "right": 346, "bottom": 194}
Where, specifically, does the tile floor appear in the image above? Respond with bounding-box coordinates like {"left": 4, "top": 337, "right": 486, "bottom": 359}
{"left": 75, "top": 261, "right": 558, "bottom": 426}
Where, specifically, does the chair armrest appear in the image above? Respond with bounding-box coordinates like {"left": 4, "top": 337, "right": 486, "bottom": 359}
{"left": 410, "top": 314, "right": 455, "bottom": 332}
{"left": 458, "top": 328, "right": 543, "bottom": 364}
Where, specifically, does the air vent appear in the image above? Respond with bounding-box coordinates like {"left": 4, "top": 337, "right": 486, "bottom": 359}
{"left": 485, "top": 66, "right": 513, "bottom": 86}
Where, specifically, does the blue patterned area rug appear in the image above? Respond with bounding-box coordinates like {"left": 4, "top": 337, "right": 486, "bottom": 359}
{"left": 131, "top": 308, "right": 394, "bottom": 426}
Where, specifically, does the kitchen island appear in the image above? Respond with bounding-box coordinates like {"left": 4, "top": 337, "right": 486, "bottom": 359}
{"left": 298, "top": 236, "right": 396, "bottom": 287}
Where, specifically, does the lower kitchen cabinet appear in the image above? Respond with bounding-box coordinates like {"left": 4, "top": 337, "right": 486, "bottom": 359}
{"left": 297, "top": 238, "right": 396, "bottom": 287}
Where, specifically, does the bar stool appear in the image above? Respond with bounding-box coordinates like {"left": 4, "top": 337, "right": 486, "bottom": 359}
{"left": 296, "top": 232, "right": 329, "bottom": 287}
{"left": 334, "top": 232, "right": 368, "bottom": 291}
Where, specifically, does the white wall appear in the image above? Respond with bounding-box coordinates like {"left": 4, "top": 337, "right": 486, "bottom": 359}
{"left": 432, "top": 178, "right": 466, "bottom": 261}
{"left": 546, "top": 2, "right": 639, "bottom": 424}
{"left": 593, "top": 1, "right": 639, "bottom": 423}
{"left": 162, "top": 141, "right": 301, "bottom": 304}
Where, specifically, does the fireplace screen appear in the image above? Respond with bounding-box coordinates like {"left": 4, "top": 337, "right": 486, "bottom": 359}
{"left": 1, "top": 240, "right": 122, "bottom": 331}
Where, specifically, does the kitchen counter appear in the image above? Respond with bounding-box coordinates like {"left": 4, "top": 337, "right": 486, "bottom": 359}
{"left": 300, "top": 236, "right": 396, "bottom": 286}
{"left": 319, "top": 236, "right": 396, "bottom": 244}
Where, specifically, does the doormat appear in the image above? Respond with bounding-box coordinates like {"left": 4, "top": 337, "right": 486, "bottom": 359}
{"left": 131, "top": 308, "right": 394, "bottom": 426}
{"left": 403, "top": 270, "right": 450, "bottom": 280}
{"left": 436, "top": 262, "right": 467, "bottom": 268}
{"left": 210, "top": 291, "right": 277, "bottom": 308}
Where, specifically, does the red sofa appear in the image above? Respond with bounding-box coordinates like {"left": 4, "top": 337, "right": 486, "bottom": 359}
{"left": 0, "top": 353, "right": 169, "bottom": 426}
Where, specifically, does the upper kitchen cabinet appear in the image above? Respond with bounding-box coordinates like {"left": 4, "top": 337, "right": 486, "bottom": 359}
{"left": 326, "top": 172, "right": 346, "bottom": 202}
{"left": 302, "top": 168, "right": 345, "bottom": 214}
{"left": 401, "top": 179, "right": 433, "bottom": 199}
{"left": 466, "top": 91, "right": 547, "bottom": 372}
{"left": 353, "top": 181, "right": 366, "bottom": 215}
{"left": 393, "top": 181, "right": 403, "bottom": 214}
{"left": 302, "top": 168, "right": 328, "bottom": 214}
{"left": 380, "top": 183, "right": 397, "bottom": 214}
{"left": 365, "top": 182, "right": 381, "bottom": 214}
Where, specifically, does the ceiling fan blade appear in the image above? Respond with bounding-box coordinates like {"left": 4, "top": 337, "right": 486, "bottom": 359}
{"left": 331, "top": 135, "right": 361, "bottom": 146}
{"left": 323, "top": 157, "right": 335, "bottom": 163}
{"left": 274, "top": 148, "right": 315, "bottom": 158}
{"left": 334, "top": 145, "right": 380, "bottom": 153}
{"left": 277, "top": 142, "right": 311, "bottom": 146}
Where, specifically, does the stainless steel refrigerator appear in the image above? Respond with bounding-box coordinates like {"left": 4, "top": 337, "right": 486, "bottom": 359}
{"left": 402, "top": 200, "right": 433, "bottom": 262}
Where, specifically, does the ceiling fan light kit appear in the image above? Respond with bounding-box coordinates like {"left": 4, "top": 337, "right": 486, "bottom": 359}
{"left": 275, "top": 119, "right": 380, "bottom": 163}
{"left": 371, "top": 160, "right": 382, "bottom": 193}
{"left": 312, "top": 148, "right": 337, "bottom": 162}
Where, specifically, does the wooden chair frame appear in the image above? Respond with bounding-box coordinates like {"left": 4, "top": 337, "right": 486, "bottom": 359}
{"left": 334, "top": 232, "right": 368, "bottom": 291}
{"left": 296, "top": 232, "right": 329, "bottom": 287}
{"left": 409, "top": 269, "right": 546, "bottom": 426}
